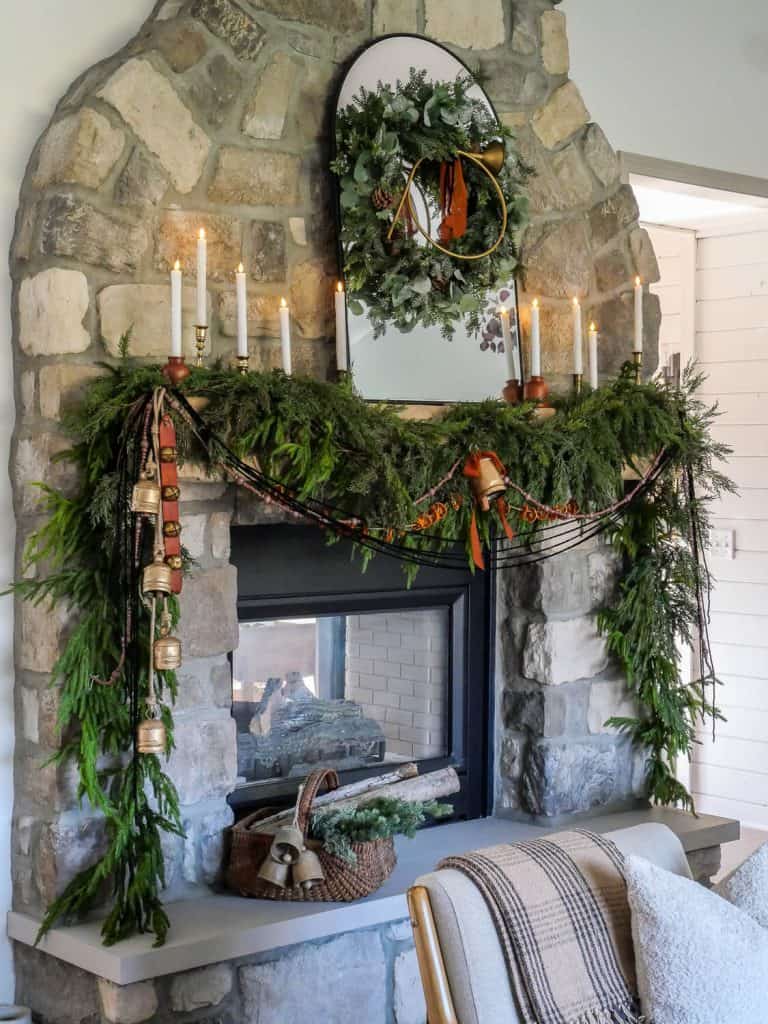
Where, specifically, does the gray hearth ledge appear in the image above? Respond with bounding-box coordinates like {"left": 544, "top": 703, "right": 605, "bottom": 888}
{"left": 8, "top": 807, "right": 738, "bottom": 985}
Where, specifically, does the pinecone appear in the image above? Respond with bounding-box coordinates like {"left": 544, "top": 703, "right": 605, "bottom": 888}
{"left": 372, "top": 185, "right": 394, "bottom": 210}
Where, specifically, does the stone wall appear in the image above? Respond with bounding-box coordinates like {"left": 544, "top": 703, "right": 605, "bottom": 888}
{"left": 8, "top": 0, "right": 659, "bottom": 1018}
{"left": 15, "top": 918, "right": 424, "bottom": 1024}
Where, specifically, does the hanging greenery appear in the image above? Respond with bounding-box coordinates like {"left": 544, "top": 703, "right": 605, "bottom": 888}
{"left": 332, "top": 70, "right": 530, "bottom": 338}
{"left": 12, "top": 360, "right": 731, "bottom": 947}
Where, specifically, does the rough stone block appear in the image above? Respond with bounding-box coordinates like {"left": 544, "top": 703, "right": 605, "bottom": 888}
{"left": 532, "top": 81, "right": 589, "bottom": 149}
{"left": 240, "top": 930, "right": 387, "bottom": 1024}
{"left": 522, "top": 739, "right": 617, "bottom": 816}
{"left": 540, "top": 10, "right": 569, "bottom": 75}
{"left": 36, "top": 816, "right": 107, "bottom": 904}
{"left": 522, "top": 616, "right": 609, "bottom": 686}
{"left": 630, "top": 227, "right": 661, "bottom": 285}
{"left": 156, "top": 210, "right": 242, "bottom": 283}
{"left": 191, "top": 53, "right": 243, "bottom": 128}
{"left": 587, "top": 290, "right": 660, "bottom": 379}
{"left": 551, "top": 144, "right": 593, "bottom": 208}
{"left": 99, "top": 284, "right": 211, "bottom": 359}
{"left": 503, "top": 551, "right": 593, "bottom": 616}
{"left": 242, "top": 52, "right": 299, "bottom": 139}
{"left": 254, "top": 0, "right": 366, "bottom": 33}
{"left": 595, "top": 240, "right": 632, "bottom": 294}
{"left": 394, "top": 947, "right": 427, "bottom": 1024}
{"left": 170, "top": 963, "right": 232, "bottom": 1012}
{"left": 587, "top": 546, "right": 621, "bottom": 608}
{"left": 179, "top": 565, "right": 238, "bottom": 657}
{"left": 20, "top": 686, "right": 39, "bottom": 743}
{"left": 182, "top": 512, "right": 207, "bottom": 560}
{"left": 589, "top": 185, "right": 639, "bottom": 251}
{"left": 167, "top": 714, "right": 237, "bottom": 805}
{"left": 219, "top": 290, "right": 276, "bottom": 340}
{"left": 521, "top": 216, "right": 591, "bottom": 298}
{"left": 175, "top": 656, "right": 231, "bottom": 712}
{"left": 289, "top": 216, "right": 307, "bottom": 246}
{"left": 99, "top": 58, "right": 211, "bottom": 193}
{"left": 190, "top": 0, "right": 266, "bottom": 60}
{"left": 157, "top": 0, "right": 185, "bottom": 17}
{"left": 583, "top": 124, "right": 619, "bottom": 188}
{"left": 33, "top": 108, "right": 125, "bottom": 190}
{"left": 15, "top": 942, "right": 100, "bottom": 1024}
{"left": 19, "top": 370, "right": 35, "bottom": 418}
{"left": 115, "top": 146, "right": 169, "bottom": 207}
{"left": 587, "top": 679, "right": 638, "bottom": 733}
{"left": 289, "top": 259, "right": 334, "bottom": 338}
{"left": 18, "top": 268, "right": 90, "bottom": 356}
{"left": 480, "top": 60, "right": 548, "bottom": 109}
{"left": 182, "top": 804, "right": 234, "bottom": 884}
{"left": 251, "top": 221, "right": 287, "bottom": 283}
{"left": 209, "top": 146, "right": 301, "bottom": 206}
{"left": 425, "top": 0, "right": 505, "bottom": 50}
{"left": 510, "top": 5, "right": 539, "bottom": 55}
{"left": 497, "top": 732, "right": 526, "bottom": 812}
{"left": 39, "top": 363, "right": 104, "bottom": 421}
{"left": 151, "top": 22, "right": 208, "bottom": 72}
{"left": 374, "top": 0, "right": 419, "bottom": 35}
{"left": 15, "top": 432, "right": 78, "bottom": 516}
{"left": 13, "top": 201, "right": 38, "bottom": 262}
{"left": 39, "top": 193, "right": 148, "bottom": 273}
{"left": 98, "top": 979, "right": 158, "bottom": 1024}
{"left": 210, "top": 510, "right": 232, "bottom": 561}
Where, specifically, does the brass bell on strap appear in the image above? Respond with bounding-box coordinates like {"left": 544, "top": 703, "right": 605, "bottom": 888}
{"left": 137, "top": 712, "right": 167, "bottom": 755}
{"left": 143, "top": 551, "right": 173, "bottom": 596}
{"left": 469, "top": 456, "right": 507, "bottom": 512}
{"left": 271, "top": 825, "right": 304, "bottom": 865}
{"left": 131, "top": 475, "right": 161, "bottom": 517}
{"left": 257, "top": 855, "right": 290, "bottom": 889}
{"left": 293, "top": 846, "right": 325, "bottom": 892}
{"left": 153, "top": 635, "right": 182, "bottom": 671}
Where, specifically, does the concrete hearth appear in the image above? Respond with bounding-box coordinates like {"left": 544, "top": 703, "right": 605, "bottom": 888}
{"left": 8, "top": 0, "right": 665, "bottom": 1020}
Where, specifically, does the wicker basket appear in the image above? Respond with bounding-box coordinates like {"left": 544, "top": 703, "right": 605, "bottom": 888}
{"left": 225, "top": 768, "right": 397, "bottom": 902}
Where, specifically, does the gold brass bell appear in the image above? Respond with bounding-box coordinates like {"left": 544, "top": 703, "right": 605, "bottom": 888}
{"left": 131, "top": 476, "right": 161, "bottom": 517}
{"left": 257, "top": 856, "right": 290, "bottom": 889}
{"left": 143, "top": 551, "right": 173, "bottom": 596}
{"left": 272, "top": 825, "right": 304, "bottom": 865}
{"left": 153, "top": 635, "right": 182, "bottom": 671}
{"left": 293, "top": 846, "right": 325, "bottom": 892}
{"left": 469, "top": 456, "right": 507, "bottom": 512}
{"left": 137, "top": 715, "right": 167, "bottom": 755}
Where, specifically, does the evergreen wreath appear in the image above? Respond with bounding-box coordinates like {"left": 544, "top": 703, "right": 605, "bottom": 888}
{"left": 11, "top": 359, "right": 731, "bottom": 946}
{"left": 332, "top": 70, "right": 530, "bottom": 338}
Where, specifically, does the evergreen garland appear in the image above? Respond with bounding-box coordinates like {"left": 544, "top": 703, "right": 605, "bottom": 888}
{"left": 332, "top": 70, "right": 530, "bottom": 337}
{"left": 12, "top": 359, "right": 732, "bottom": 946}
{"left": 310, "top": 798, "right": 453, "bottom": 864}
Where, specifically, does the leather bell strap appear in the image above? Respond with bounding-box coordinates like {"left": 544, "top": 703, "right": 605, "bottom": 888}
{"left": 158, "top": 413, "right": 182, "bottom": 594}
{"left": 462, "top": 451, "right": 515, "bottom": 571}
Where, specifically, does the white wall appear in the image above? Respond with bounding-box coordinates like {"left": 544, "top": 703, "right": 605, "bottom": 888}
{"left": 0, "top": 1, "right": 154, "bottom": 996}
{"left": 688, "top": 228, "right": 768, "bottom": 827}
{"left": 562, "top": 0, "right": 768, "bottom": 180}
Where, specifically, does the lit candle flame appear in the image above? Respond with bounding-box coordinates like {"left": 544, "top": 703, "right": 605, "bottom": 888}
{"left": 280, "top": 297, "right": 287, "bottom": 308}
{"left": 590, "top": 322, "right": 597, "bottom": 331}
{"left": 237, "top": 262, "right": 244, "bottom": 274}
{"left": 572, "top": 296, "right": 580, "bottom": 307}
{"left": 173, "top": 259, "right": 181, "bottom": 271}
{"left": 199, "top": 228, "right": 206, "bottom": 240}
{"left": 532, "top": 298, "right": 539, "bottom": 309}
{"left": 635, "top": 276, "right": 641, "bottom": 287}
{"left": 337, "top": 281, "right": 344, "bottom": 293}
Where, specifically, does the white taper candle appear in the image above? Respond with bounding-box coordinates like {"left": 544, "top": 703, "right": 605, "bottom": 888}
{"left": 236, "top": 263, "right": 248, "bottom": 358}
{"left": 196, "top": 228, "right": 207, "bottom": 326}
{"left": 634, "top": 276, "right": 643, "bottom": 353}
{"left": 335, "top": 282, "right": 348, "bottom": 372}
{"left": 500, "top": 307, "right": 520, "bottom": 382}
{"left": 588, "top": 322, "right": 598, "bottom": 389}
{"left": 170, "top": 259, "right": 182, "bottom": 357}
{"left": 530, "top": 298, "right": 541, "bottom": 377}
{"left": 572, "top": 297, "right": 583, "bottom": 375}
{"left": 279, "top": 297, "right": 292, "bottom": 375}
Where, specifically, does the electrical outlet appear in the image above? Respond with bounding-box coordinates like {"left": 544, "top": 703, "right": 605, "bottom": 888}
{"left": 709, "top": 529, "right": 734, "bottom": 560}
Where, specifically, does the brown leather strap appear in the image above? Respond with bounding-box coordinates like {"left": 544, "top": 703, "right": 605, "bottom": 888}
{"left": 158, "top": 413, "right": 182, "bottom": 594}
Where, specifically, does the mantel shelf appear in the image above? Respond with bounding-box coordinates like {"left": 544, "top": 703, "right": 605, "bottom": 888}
{"left": 7, "top": 807, "right": 738, "bottom": 986}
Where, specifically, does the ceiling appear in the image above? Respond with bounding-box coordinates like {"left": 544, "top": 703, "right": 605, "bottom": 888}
{"left": 630, "top": 173, "right": 768, "bottom": 234}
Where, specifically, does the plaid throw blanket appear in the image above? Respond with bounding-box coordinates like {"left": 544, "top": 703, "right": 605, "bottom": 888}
{"left": 440, "top": 829, "right": 643, "bottom": 1024}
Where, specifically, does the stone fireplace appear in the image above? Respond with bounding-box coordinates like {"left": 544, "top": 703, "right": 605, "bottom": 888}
{"left": 8, "top": 0, "right": 666, "bottom": 1019}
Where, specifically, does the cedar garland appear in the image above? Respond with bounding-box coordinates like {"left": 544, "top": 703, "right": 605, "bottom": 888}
{"left": 11, "top": 359, "right": 733, "bottom": 945}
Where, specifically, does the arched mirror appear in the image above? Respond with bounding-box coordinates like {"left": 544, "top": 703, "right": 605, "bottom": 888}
{"left": 335, "top": 35, "right": 524, "bottom": 404}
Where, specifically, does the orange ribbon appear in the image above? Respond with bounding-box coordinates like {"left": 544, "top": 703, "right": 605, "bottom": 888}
{"left": 462, "top": 451, "right": 516, "bottom": 570}
{"left": 439, "top": 158, "right": 468, "bottom": 242}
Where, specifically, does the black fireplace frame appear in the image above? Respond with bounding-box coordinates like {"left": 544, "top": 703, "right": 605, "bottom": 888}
{"left": 229, "top": 524, "right": 494, "bottom": 822}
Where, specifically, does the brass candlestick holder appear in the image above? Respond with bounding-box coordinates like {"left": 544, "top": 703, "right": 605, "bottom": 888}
{"left": 162, "top": 356, "right": 190, "bottom": 385}
{"left": 236, "top": 355, "right": 249, "bottom": 376}
{"left": 195, "top": 325, "right": 208, "bottom": 367}
{"left": 572, "top": 372, "right": 583, "bottom": 395}
{"left": 633, "top": 351, "right": 642, "bottom": 384}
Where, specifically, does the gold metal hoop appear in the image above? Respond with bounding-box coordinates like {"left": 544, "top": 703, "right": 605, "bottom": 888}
{"left": 385, "top": 150, "right": 508, "bottom": 261}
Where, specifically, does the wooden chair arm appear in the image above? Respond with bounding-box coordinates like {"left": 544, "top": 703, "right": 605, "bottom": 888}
{"left": 407, "top": 885, "right": 459, "bottom": 1024}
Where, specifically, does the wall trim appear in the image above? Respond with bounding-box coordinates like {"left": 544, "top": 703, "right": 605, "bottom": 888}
{"left": 619, "top": 152, "right": 768, "bottom": 201}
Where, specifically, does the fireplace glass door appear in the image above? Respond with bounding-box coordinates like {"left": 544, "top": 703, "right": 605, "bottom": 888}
{"left": 230, "top": 525, "right": 492, "bottom": 820}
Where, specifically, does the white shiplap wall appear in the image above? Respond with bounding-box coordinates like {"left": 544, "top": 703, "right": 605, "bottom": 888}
{"left": 689, "top": 227, "right": 768, "bottom": 826}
